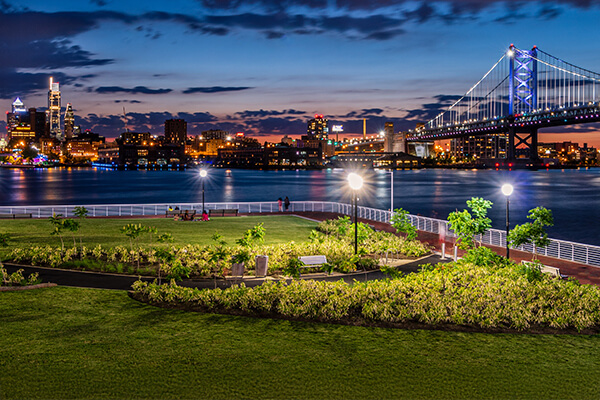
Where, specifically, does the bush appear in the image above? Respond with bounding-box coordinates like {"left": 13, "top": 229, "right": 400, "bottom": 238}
{"left": 133, "top": 261, "right": 600, "bottom": 332}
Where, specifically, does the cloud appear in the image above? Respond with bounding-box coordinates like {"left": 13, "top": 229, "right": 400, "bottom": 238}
{"left": 95, "top": 86, "right": 172, "bottom": 94}
{"left": 0, "top": 71, "right": 76, "bottom": 98}
{"left": 235, "top": 109, "right": 307, "bottom": 118}
{"left": 114, "top": 100, "right": 142, "bottom": 104}
{"left": 183, "top": 86, "right": 253, "bottom": 94}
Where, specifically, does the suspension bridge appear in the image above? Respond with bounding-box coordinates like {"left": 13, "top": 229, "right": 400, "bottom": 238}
{"left": 406, "top": 44, "right": 600, "bottom": 160}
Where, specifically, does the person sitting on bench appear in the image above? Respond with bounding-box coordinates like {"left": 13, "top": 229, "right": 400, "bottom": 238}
{"left": 202, "top": 210, "right": 209, "bottom": 221}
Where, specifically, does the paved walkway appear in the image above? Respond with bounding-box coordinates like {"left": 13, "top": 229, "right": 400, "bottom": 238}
{"left": 3, "top": 254, "right": 446, "bottom": 291}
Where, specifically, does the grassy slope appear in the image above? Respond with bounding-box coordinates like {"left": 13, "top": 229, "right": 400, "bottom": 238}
{"left": 2, "top": 287, "right": 600, "bottom": 399}
{"left": 0, "top": 215, "right": 316, "bottom": 252}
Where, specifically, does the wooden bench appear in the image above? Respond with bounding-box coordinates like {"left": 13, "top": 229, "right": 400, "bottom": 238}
{"left": 298, "top": 255, "right": 328, "bottom": 274}
{"left": 522, "top": 261, "right": 568, "bottom": 279}
{"left": 165, "top": 210, "right": 180, "bottom": 217}
{"left": 0, "top": 213, "right": 32, "bottom": 219}
{"left": 209, "top": 209, "right": 239, "bottom": 217}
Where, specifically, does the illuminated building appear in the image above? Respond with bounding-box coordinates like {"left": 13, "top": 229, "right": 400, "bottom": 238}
{"left": 334, "top": 152, "right": 420, "bottom": 169}
{"left": 217, "top": 145, "right": 322, "bottom": 168}
{"left": 165, "top": 119, "right": 187, "bottom": 145}
{"left": 64, "top": 103, "right": 74, "bottom": 139}
{"left": 307, "top": 114, "right": 329, "bottom": 140}
{"left": 383, "top": 122, "right": 394, "bottom": 152}
{"left": 48, "top": 77, "right": 62, "bottom": 140}
{"left": 116, "top": 131, "right": 185, "bottom": 169}
{"left": 450, "top": 134, "right": 507, "bottom": 159}
{"left": 6, "top": 98, "right": 46, "bottom": 143}
{"left": 202, "top": 129, "right": 228, "bottom": 140}
{"left": 65, "top": 131, "right": 105, "bottom": 160}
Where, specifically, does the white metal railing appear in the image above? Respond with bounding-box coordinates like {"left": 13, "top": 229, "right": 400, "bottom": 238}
{"left": 1, "top": 201, "right": 599, "bottom": 268}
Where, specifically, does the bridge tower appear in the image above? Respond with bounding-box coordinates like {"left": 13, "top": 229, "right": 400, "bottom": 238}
{"left": 508, "top": 45, "right": 539, "bottom": 160}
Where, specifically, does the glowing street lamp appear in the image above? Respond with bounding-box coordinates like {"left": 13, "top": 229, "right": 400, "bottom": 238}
{"left": 348, "top": 172, "right": 364, "bottom": 255}
{"left": 200, "top": 169, "right": 208, "bottom": 213}
{"left": 501, "top": 183, "right": 514, "bottom": 258}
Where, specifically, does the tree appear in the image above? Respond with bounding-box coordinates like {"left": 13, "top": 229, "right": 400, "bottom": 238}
{"left": 447, "top": 197, "right": 493, "bottom": 250}
{"left": 508, "top": 207, "right": 554, "bottom": 258}
{"left": 120, "top": 224, "right": 157, "bottom": 268}
{"left": 390, "top": 208, "right": 417, "bottom": 241}
{"left": 73, "top": 207, "right": 89, "bottom": 257}
{"left": 49, "top": 214, "right": 67, "bottom": 251}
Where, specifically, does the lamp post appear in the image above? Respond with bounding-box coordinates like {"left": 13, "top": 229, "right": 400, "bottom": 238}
{"left": 200, "top": 169, "right": 208, "bottom": 212}
{"left": 348, "top": 172, "right": 363, "bottom": 255}
{"left": 390, "top": 169, "right": 394, "bottom": 214}
{"left": 501, "top": 183, "right": 513, "bottom": 259}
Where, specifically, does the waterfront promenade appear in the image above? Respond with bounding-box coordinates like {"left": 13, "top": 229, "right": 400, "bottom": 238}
{"left": 4, "top": 209, "right": 600, "bottom": 289}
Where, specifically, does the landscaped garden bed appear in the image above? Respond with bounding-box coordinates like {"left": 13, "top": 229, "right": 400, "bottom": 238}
{"left": 131, "top": 247, "right": 600, "bottom": 334}
{"left": 1, "top": 214, "right": 430, "bottom": 279}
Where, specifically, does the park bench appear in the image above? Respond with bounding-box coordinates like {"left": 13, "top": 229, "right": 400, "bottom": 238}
{"left": 166, "top": 209, "right": 196, "bottom": 220}
{"left": 0, "top": 213, "right": 32, "bottom": 219}
{"left": 298, "top": 255, "right": 328, "bottom": 274}
{"left": 522, "top": 260, "right": 568, "bottom": 279}
{"left": 209, "top": 209, "right": 239, "bottom": 217}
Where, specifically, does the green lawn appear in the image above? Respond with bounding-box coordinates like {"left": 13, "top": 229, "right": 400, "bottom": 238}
{"left": 2, "top": 287, "right": 600, "bottom": 399}
{"left": 0, "top": 215, "right": 316, "bottom": 253}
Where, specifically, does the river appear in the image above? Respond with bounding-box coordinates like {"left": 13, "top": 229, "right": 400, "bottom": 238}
{"left": 0, "top": 167, "right": 599, "bottom": 246}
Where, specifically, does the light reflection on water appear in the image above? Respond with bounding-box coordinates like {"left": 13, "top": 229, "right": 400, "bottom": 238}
{"left": 0, "top": 167, "right": 599, "bottom": 245}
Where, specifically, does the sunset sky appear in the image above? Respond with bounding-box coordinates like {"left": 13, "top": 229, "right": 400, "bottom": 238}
{"left": 2, "top": 0, "right": 600, "bottom": 145}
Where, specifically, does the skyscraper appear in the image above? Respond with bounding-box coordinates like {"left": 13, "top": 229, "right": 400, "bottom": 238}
{"left": 48, "top": 77, "right": 62, "bottom": 140}
{"left": 307, "top": 114, "right": 329, "bottom": 140}
{"left": 64, "top": 103, "right": 74, "bottom": 139}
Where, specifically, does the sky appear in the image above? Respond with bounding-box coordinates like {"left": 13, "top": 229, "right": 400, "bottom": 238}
{"left": 2, "top": 0, "right": 600, "bottom": 145}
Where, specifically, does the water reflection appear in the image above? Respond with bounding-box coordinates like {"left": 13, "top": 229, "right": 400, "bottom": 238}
{"left": 0, "top": 167, "right": 599, "bottom": 245}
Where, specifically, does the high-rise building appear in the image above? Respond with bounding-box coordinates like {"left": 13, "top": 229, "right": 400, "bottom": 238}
{"left": 64, "top": 103, "right": 74, "bottom": 139}
{"left": 6, "top": 98, "right": 46, "bottom": 142}
{"left": 307, "top": 114, "right": 329, "bottom": 140}
{"left": 165, "top": 119, "right": 187, "bottom": 145}
{"left": 48, "top": 77, "right": 62, "bottom": 140}
{"left": 383, "top": 122, "right": 394, "bottom": 152}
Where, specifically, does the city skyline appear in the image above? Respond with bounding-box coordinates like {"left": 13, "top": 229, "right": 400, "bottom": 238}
{"left": 2, "top": 1, "right": 600, "bottom": 145}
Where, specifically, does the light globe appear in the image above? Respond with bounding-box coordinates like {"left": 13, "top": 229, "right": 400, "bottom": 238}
{"left": 501, "top": 183, "right": 513, "bottom": 196}
{"left": 199, "top": 170, "right": 208, "bottom": 178}
{"left": 348, "top": 173, "right": 363, "bottom": 191}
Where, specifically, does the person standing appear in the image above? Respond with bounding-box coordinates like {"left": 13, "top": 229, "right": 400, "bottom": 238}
{"left": 278, "top": 197, "right": 283, "bottom": 212}
{"left": 284, "top": 196, "right": 290, "bottom": 211}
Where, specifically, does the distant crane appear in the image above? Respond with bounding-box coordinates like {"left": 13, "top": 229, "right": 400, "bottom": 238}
{"left": 122, "top": 107, "right": 129, "bottom": 132}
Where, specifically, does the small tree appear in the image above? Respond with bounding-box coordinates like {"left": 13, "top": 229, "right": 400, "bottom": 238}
{"left": 120, "top": 224, "right": 157, "bottom": 268}
{"left": 64, "top": 218, "right": 81, "bottom": 249}
{"left": 73, "top": 206, "right": 88, "bottom": 258}
{"left": 508, "top": 206, "right": 554, "bottom": 259}
{"left": 447, "top": 197, "right": 493, "bottom": 250}
{"left": 49, "top": 214, "right": 67, "bottom": 251}
{"left": 390, "top": 208, "right": 417, "bottom": 241}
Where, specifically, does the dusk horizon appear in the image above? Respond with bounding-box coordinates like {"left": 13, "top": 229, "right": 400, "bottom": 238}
{"left": 2, "top": 1, "right": 600, "bottom": 146}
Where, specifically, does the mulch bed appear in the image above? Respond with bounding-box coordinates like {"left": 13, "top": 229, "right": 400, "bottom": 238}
{"left": 0, "top": 283, "right": 57, "bottom": 292}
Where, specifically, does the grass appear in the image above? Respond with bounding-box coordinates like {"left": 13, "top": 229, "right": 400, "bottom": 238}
{"left": 2, "top": 287, "right": 600, "bottom": 399}
{"left": 0, "top": 215, "right": 316, "bottom": 254}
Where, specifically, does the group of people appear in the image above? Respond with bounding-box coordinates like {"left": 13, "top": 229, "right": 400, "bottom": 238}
{"left": 277, "top": 196, "right": 290, "bottom": 212}
{"left": 169, "top": 206, "right": 210, "bottom": 221}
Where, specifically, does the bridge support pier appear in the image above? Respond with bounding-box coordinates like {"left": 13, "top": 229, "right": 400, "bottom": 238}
{"left": 508, "top": 128, "right": 538, "bottom": 161}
